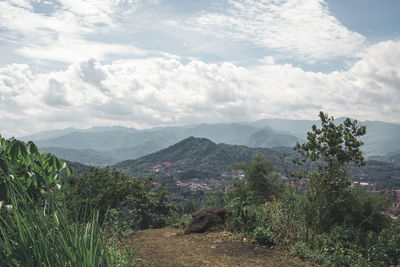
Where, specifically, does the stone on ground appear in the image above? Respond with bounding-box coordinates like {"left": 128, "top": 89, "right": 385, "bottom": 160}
{"left": 184, "top": 207, "right": 228, "bottom": 234}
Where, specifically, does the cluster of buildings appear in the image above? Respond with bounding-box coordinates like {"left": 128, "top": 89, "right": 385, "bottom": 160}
{"left": 176, "top": 181, "right": 212, "bottom": 191}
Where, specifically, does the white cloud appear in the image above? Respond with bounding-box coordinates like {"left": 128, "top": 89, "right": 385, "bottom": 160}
{"left": 1, "top": 40, "right": 399, "bottom": 137}
{"left": 259, "top": 56, "right": 276, "bottom": 65}
{"left": 16, "top": 36, "right": 147, "bottom": 63}
{"left": 0, "top": 0, "right": 148, "bottom": 63}
{"left": 185, "top": 0, "right": 366, "bottom": 62}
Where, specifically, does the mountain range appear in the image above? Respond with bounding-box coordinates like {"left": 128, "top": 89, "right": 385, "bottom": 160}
{"left": 20, "top": 118, "right": 400, "bottom": 166}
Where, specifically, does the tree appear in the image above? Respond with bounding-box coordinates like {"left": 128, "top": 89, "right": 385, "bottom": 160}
{"left": 294, "top": 112, "right": 366, "bottom": 241}
{"left": 232, "top": 153, "right": 280, "bottom": 204}
{"left": 227, "top": 154, "right": 282, "bottom": 232}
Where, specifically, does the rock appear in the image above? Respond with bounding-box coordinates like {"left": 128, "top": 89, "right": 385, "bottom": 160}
{"left": 184, "top": 207, "right": 228, "bottom": 234}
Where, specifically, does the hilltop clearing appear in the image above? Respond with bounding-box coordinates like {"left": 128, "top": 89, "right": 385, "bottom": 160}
{"left": 130, "top": 227, "right": 318, "bottom": 267}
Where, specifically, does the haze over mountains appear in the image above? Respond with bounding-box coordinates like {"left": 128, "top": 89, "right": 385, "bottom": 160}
{"left": 21, "top": 118, "right": 400, "bottom": 166}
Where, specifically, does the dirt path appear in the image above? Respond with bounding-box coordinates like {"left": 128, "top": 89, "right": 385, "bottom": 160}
{"left": 130, "top": 227, "right": 317, "bottom": 266}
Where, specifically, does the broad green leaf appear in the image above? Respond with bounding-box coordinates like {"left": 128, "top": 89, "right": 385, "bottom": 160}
{"left": 65, "top": 165, "right": 72, "bottom": 177}
{"left": 53, "top": 174, "right": 59, "bottom": 184}
{"left": 27, "top": 177, "right": 32, "bottom": 187}
{"left": 54, "top": 157, "right": 62, "bottom": 171}
{"left": 9, "top": 141, "right": 20, "bottom": 162}
{"left": 0, "top": 157, "right": 8, "bottom": 175}
{"left": 27, "top": 141, "right": 39, "bottom": 155}
{"left": 48, "top": 175, "right": 54, "bottom": 185}
{"left": 19, "top": 142, "right": 28, "bottom": 158}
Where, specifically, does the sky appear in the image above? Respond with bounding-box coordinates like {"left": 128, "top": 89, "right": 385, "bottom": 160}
{"left": 0, "top": 0, "right": 399, "bottom": 137}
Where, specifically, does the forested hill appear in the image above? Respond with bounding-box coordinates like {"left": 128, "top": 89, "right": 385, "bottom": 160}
{"left": 113, "top": 137, "right": 293, "bottom": 176}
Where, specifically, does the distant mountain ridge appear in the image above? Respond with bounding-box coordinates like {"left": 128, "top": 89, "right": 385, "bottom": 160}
{"left": 22, "top": 118, "right": 400, "bottom": 166}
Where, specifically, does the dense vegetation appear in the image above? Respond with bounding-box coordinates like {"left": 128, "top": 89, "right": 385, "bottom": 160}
{"left": 0, "top": 136, "right": 171, "bottom": 266}
{"left": 207, "top": 112, "right": 400, "bottom": 266}
{"left": 0, "top": 136, "right": 111, "bottom": 266}
{"left": 64, "top": 167, "right": 173, "bottom": 229}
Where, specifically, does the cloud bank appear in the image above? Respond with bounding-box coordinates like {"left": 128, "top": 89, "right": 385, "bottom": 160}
{"left": 1, "top": 0, "right": 367, "bottom": 65}
{"left": 1, "top": 40, "right": 399, "bottom": 137}
{"left": 185, "top": 0, "right": 366, "bottom": 62}
{"left": 0, "top": 0, "right": 149, "bottom": 62}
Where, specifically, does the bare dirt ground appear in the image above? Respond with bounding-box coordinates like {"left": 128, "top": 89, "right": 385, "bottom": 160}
{"left": 130, "top": 227, "right": 320, "bottom": 267}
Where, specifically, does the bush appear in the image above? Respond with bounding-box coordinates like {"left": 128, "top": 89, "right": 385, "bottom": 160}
{"left": 342, "top": 188, "right": 390, "bottom": 232}
{"left": 64, "top": 167, "right": 173, "bottom": 229}
{"left": 293, "top": 224, "right": 400, "bottom": 267}
{"left": 252, "top": 226, "right": 274, "bottom": 246}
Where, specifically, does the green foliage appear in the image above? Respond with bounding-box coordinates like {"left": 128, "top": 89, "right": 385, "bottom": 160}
{"left": 252, "top": 226, "right": 274, "bottom": 246}
{"left": 204, "top": 189, "right": 226, "bottom": 208}
{"left": 294, "top": 112, "right": 367, "bottom": 238}
{"left": 0, "top": 176, "right": 110, "bottom": 267}
{"left": 292, "top": 222, "right": 400, "bottom": 267}
{"left": 341, "top": 188, "right": 390, "bottom": 231}
{"left": 231, "top": 153, "right": 282, "bottom": 204}
{"left": 294, "top": 112, "right": 366, "bottom": 168}
{"left": 169, "top": 187, "right": 206, "bottom": 215}
{"left": 0, "top": 135, "right": 71, "bottom": 201}
{"left": 0, "top": 136, "right": 140, "bottom": 266}
{"left": 108, "top": 246, "right": 136, "bottom": 267}
{"left": 176, "top": 213, "right": 193, "bottom": 226}
{"left": 64, "top": 167, "right": 173, "bottom": 229}
{"left": 225, "top": 154, "right": 283, "bottom": 235}
{"left": 219, "top": 112, "right": 398, "bottom": 266}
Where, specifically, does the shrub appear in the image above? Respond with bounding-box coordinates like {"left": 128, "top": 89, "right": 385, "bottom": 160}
{"left": 64, "top": 167, "right": 173, "bottom": 229}
{"left": 252, "top": 226, "right": 275, "bottom": 246}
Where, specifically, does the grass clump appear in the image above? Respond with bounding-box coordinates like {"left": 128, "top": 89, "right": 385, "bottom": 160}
{"left": 0, "top": 180, "right": 111, "bottom": 267}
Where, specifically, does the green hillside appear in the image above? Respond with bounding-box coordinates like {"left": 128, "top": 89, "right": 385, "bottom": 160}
{"left": 113, "top": 137, "right": 290, "bottom": 177}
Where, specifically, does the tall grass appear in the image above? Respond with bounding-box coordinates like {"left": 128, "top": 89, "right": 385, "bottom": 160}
{"left": 0, "top": 181, "right": 111, "bottom": 267}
